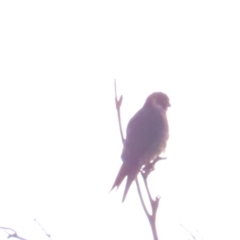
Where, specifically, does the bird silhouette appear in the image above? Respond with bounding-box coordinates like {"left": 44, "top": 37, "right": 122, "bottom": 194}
{"left": 111, "top": 92, "right": 170, "bottom": 202}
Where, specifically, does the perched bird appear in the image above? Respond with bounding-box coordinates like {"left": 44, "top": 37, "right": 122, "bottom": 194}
{"left": 111, "top": 92, "right": 170, "bottom": 202}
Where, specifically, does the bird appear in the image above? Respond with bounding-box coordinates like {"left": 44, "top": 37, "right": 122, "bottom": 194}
{"left": 111, "top": 92, "right": 170, "bottom": 202}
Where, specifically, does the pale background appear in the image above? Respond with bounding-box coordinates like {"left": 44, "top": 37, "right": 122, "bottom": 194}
{"left": 0, "top": 1, "right": 240, "bottom": 240}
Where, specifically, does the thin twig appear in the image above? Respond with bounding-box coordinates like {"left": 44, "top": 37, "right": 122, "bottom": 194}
{"left": 135, "top": 177, "right": 151, "bottom": 219}
{"left": 141, "top": 172, "right": 154, "bottom": 202}
{"left": 114, "top": 79, "right": 124, "bottom": 144}
{"left": 136, "top": 175, "right": 159, "bottom": 240}
{"left": 141, "top": 172, "right": 160, "bottom": 240}
{"left": 0, "top": 226, "right": 27, "bottom": 240}
{"left": 34, "top": 219, "right": 52, "bottom": 240}
{"left": 180, "top": 223, "right": 196, "bottom": 240}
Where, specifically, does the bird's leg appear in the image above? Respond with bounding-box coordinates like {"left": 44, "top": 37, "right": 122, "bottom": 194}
{"left": 141, "top": 156, "right": 167, "bottom": 179}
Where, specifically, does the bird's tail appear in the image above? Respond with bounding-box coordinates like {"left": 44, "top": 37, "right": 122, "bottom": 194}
{"left": 111, "top": 162, "right": 139, "bottom": 202}
{"left": 122, "top": 176, "right": 134, "bottom": 202}
{"left": 111, "top": 163, "right": 129, "bottom": 191}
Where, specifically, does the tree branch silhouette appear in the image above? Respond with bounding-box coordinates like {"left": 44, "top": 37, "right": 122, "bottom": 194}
{"left": 0, "top": 219, "right": 52, "bottom": 240}
{"left": 114, "top": 80, "right": 166, "bottom": 240}
{"left": 34, "top": 219, "right": 52, "bottom": 240}
{"left": 0, "top": 226, "right": 27, "bottom": 240}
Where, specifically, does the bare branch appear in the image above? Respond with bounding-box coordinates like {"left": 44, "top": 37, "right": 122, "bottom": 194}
{"left": 0, "top": 226, "right": 27, "bottom": 240}
{"left": 135, "top": 177, "right": 151, "bottom": 219}
{"left": 34, "top": 219, "right": 52, "bottom": 240}
{"left": 180, "top": 223, "right": 196, "bottom": 240}
{"left": 114, "top": 79, "right": 124, "bottom": 144}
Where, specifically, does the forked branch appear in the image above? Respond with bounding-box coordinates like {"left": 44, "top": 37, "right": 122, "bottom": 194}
{"left": 114, "top": 80, "right": 162, "bottom": 240}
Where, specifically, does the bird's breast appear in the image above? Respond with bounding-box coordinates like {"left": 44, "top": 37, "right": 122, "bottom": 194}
{"left": 121, "top": 106, "right": 169, "bottom": 166}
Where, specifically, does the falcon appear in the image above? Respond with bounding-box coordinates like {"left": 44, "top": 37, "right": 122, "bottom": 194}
{"left": 111, "top": 92, "right": 170, "bottom": 202}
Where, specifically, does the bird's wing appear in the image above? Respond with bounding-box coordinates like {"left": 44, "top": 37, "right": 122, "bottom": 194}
{"left": 122, "top": 106, "right": 167, "bottom": 165}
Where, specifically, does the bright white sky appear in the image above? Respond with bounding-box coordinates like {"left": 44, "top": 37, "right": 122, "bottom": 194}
{"left": 0, "top": 1, "right": 240, "bottom": 240}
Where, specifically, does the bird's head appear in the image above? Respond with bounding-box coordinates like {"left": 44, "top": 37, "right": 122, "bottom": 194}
{"left": 145, "top": 92, "right": 171, "bottom": 110}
